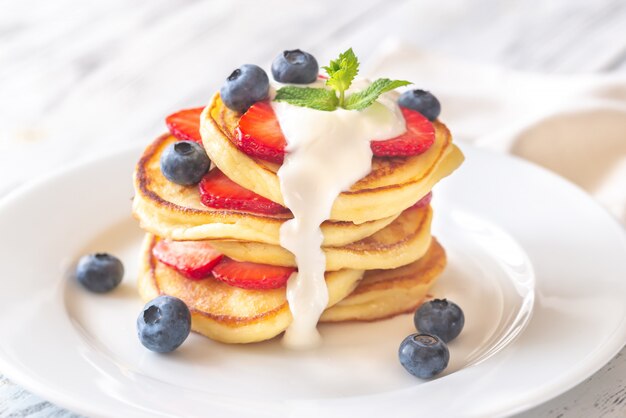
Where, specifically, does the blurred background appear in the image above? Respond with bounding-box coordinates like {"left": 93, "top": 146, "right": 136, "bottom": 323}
{"left": 1, "top": 0, "right": 625, "bottom": 416}
{"left": 1, "top": 0, "right": 625, "bottom": 194}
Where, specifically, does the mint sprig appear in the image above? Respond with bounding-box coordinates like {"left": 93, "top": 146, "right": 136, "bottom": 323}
{"left": 273, "top": 48, "right": 410, "bottom": 112}
{"left": 322, "top": 48, "right": 359, "bottom": 107}
{"left": 274, "top": 87, "right": 338, "bottom": 111}
{"left": 344, "top": 78, "right": 411, "bottom": 110}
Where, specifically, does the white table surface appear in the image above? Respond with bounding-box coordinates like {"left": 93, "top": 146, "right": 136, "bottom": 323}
{"left": 1, "top": 0, "right": 625, "bottom": 416}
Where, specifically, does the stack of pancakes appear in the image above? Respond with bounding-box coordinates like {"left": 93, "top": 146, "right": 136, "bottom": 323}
{"left": 132, "top": 94, "right": 464, "bottom": 344}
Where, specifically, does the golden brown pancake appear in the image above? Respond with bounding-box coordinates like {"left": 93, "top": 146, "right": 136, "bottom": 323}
{"left": 132, "top": 134, "right": 401, "bottom": 245}
{"left": 200, "top": 94, "right": 464, "bottom": 223}
{"left": 321, "top": 239, "right": 445, "bottom": 322}
{"left": 139, "top": 234, "right": 446, "bottom": 344}
{"left": 208, "top": 205, "right": 433, "bottom": 271}
{"left": 138, "top": 234, "right": 363, "bottom": 344}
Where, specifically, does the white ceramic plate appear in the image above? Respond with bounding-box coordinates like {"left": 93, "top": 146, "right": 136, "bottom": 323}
{"left": 0, "top": 144, "right": 624, "bottom": 418}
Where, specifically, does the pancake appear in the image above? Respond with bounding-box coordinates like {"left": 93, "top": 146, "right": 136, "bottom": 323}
{"left": 138, "top": 234, "right": 363, "bottom": 344}
{"left": 200, "top": 94, "right": 464, "bottom": 223}
{"left": 139, "top": 234, "right": 446, "bottom": 344}
{"left": 133, "top": 134, "right": 400, "bottom": 245}
{"left": 320, "top": 238, "right": 445, "bottom": 322}
{"left": 208, "top": 205, "right": 432, "bottom": 271}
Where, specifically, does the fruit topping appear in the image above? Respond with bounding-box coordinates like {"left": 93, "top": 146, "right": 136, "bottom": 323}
{"left": 152, "top": 237, "right": 294, "bottom": 289}
{"left": 199, "top": 168, "right": 289, "bottom": 215}
{"left": 414, "top": 299, "right": 465, "bottom": 343}
{"left": 236, "top": 101, "right": 287, "bottom": 163}
{"left": 137, "top": 295, "right": 191, "bottom": 353}
{"left": 165, "top": 107, "right": 204, "bottom": 143}
{"left": 412, "top": 191, "right": 432, "bottom": 209}
{"left": 370, "top": 108, "right": 435, "bottom": 157}
{"left": 75, "top": 253, "right": 124, "bottom": 293}
{"left": 236, "top": 103, "right": 434, "bottom": 162}
{"left": 220, "top": 64, "right": 269, "bottom": 113}
{"left": 160, "top": 140, "right": 211, "bottom": 186}
{"left": 271, "top": 49, "right": 319, "bottom": 84}
{"left": 398, "top": 89, "right": 441, "bottom": 121}
{"left": 211, "top": 258, "right": 295, "bottom": 290}
{"left": 152, "top": 240, "right": 223, "bottom": 280}
{"left": 399, "top": 333, "right": 449, "bottom": 379}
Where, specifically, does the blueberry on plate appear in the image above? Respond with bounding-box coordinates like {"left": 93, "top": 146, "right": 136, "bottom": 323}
{"left": 220, "top": 64, "right": 269, "bottom": 113}
{"left": 76, "top": 253, "right": 124, "bottom": 293}
{"left": 398, "top": 89, "right": 441, "bottom": 121}
{"left": 414, "top": 298, "right": 464, "bottom": 343}
{"left": 160, "top": 140, "right": 210, "bottom": 186}
{"left": 399, "top": 333, "right": 449, "bottom": 379}
{"left": 271, "top": 49, "right": 319, "bottom": 84}
{"left": 137, "top": 295, "right": 191, "bottom": 353}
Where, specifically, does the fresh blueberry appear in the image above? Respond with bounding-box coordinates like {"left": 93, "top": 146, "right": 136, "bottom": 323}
{"left": 398, "top": 89, "right": 441, "bottom": 121}
{"left": 160, "top": 140, "right": 210, "bottom": 185}
{"left": 399, "top": 333, "right": 449, "bottom": 379}
{"left": 137, "top": 295, "right": 191, "bottom": 353}
{"left": 414, "top": 299, "right": 464, "bottom": 343}
{"left": 220, "top": 64, "right": 269, "bottom": 113}
{"left": 76, "top": 253, "right": 124, "bottom": 293}
{"left": 271, "top": 49, "right": 319, "bottom": 84}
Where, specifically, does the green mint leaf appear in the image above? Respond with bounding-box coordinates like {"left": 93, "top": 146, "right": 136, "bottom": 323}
{"left": 344, "top": 78, "right": 411, "bottom": 110}
{"left": 274, "top": 86, "right": 339, "bottom": 111}
{"left": 322, "top": 48, "right": 359, "bottom": 105}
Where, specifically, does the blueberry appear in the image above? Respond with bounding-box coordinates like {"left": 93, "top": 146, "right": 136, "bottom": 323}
{"left": 160, "top": 140, "right": 210, "bottom": 185}
{"left": 137, "top": 296, "right": 191, "bottom": 353}
{"left": 220, "top": 64, "right": 269, "bottom": 113}
{"left": 398, "top": 89, "right": 441, "bottom": 121}
{"left": 414, "top": 299, "right": 464, "bottom": 343}
{"left": 76, "top": 253, "right": 124, "bottom": 293}
{"left": 271, "top": 49, "right": 319, "bottom": 84}
{"left": 399, "top": 333, "right": 449, "bottom": 379}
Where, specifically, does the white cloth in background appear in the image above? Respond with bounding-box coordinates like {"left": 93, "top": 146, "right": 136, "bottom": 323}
{"left": 367, "top": 41, "right": 626, "bottom": 225}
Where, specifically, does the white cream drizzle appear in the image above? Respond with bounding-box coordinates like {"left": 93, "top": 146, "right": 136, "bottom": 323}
{"left": 272, "top": 79, "right": 406, "bottom": 349}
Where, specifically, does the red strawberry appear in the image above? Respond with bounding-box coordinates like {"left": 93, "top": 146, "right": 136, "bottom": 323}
{"left": 236, "top": 101, "right": 287, "bottom": 163}
{"left": 198, "top": 169, "right": 289, "bottom": 215}
{"left": 153, "top": 240, "right": 223, "bottom": 280}
{"left": 211, "top": 258, "right": 295, "bottom": 290}
{"left": 236, "top": 103, "right": 434, "bottom": 162}
{"left": 165, "top": 107, "right": 204, "bottom": 143}
{"left": 370, "top": 108, "right": 435, "bottom": 157}
{"left": 411, "top": 191, "right": 432, "bottom": 209}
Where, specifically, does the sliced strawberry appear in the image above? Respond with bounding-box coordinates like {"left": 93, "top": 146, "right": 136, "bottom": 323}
{"left": 211, "top": 258, "right": 295, "bottom": 290}
{"left": 236, "top": 101, "right": 287, "bottom": 163}
{"left": 371, "top": 108, "right": 435, "bottom": 157}
{"left": 153, "top": 240, "right": 223, "bottom": 280}
{"left": 411, "top": 191, "right": 432, "bottom": 209}
{"left": 235, "top": 102, "right": 434, "bottom": 162}
{"left": 198, "top": 169, "right": 289, "bottom": 215}
{"left": 165, "top": 107, "right": 204, "bottom": 143}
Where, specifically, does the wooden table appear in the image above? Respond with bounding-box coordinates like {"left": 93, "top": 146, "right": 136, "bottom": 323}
{"left": 1, "top": 0, "right": 625, "bottom": 416}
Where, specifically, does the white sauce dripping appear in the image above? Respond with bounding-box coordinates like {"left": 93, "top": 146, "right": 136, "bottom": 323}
{"left": 272, "top": 79, "right": 406, "bottom": 348}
